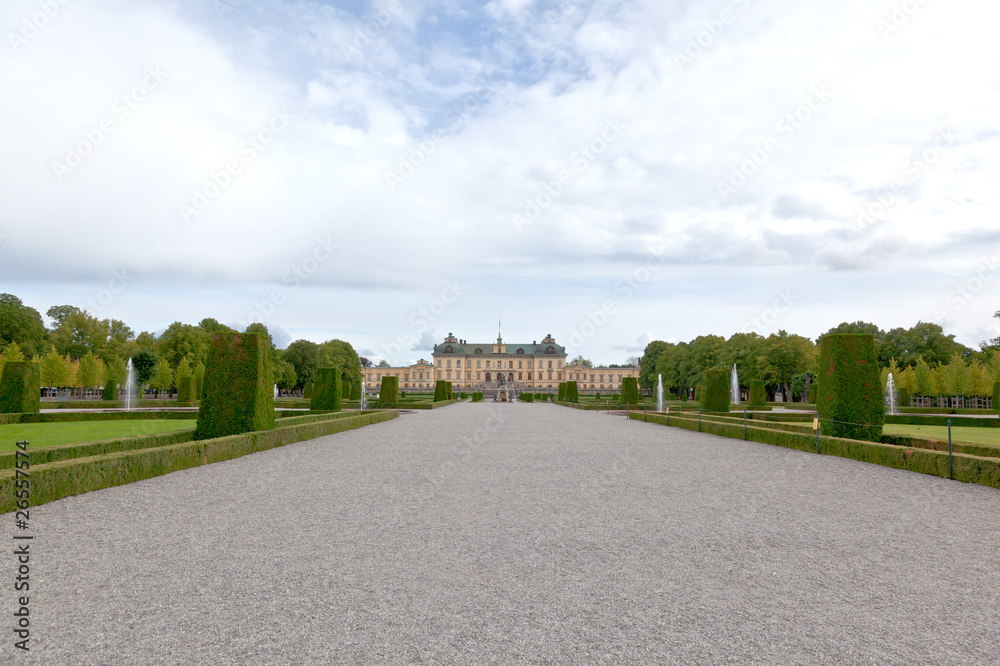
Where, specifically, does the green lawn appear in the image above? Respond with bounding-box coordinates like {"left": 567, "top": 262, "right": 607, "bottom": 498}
{"left": 0, "top": 420, "right": 196, "bottom": 453}
{"left": 884, "top": 424, "right": 1000, "bottom": 448}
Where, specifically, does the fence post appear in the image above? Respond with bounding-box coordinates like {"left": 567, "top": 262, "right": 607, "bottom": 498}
{"left": 814, "top": 415, "right": 820, "bottom": 454}
{"left": 698, "top": 405, "right": 702, "bottom": 432}
{"left": 948, "top": 419, "right": 953, "bottom": 480}
{"left": 744, "top": 409, "right": 748, "bottom": 441}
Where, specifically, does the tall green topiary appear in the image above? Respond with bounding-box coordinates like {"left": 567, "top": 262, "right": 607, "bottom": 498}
{"left": 311, "top": 367, "right": 342, "bottom": 412}
{"left": 700, "top": 370, "right": 730, "bottom": 413}
{"left": 565, "top": 381, "right": 579, "bottom": 402}
{"left": 558, "top": 382, "right": 566, "bottom": 401}
{"left": 0, "top": 362, "right": 40, "bottom": 414}
{"left": 896, "top": 387, "right": 909, "bottom": 410}
{"left": 446, "top": 382, "right": 453, "bottom": 400}
{"left": 303, "top": 382, "right": 314, "bottom": 399}
{"left": 194, "top": 333, "right": 274, "bottom": 440}
{"left": 816, "top": 333, "right": 884, "bottom": 442}
{"left": 381, "top": 376, "right": 398, "bottom": 406}
{"left": 749, "top": 380, "right": 766, "bottom": 408}
{"left": 807, "top": 383, "right": 817, "bottom": 404}
{"left": 176, "top": 376, "right": 196, "bottom": 404}
{"left": 994, "top": 382, "right": 1000, "bottom": 414}
{"left": 349, "top": 379, "right": 361, "bottom": 401}
{"left": 102, "top": 379, "right": 117, "bottom": 402}
{"left": 621, "top": 377, "right": 639, "bottom": 405}
{"left": 434, "top": 380, "right": 448, "bottom": 401}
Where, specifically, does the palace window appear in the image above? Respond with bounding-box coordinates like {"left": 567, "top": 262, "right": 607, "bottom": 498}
{"left": 476, "top": 372, "right": 481, "bottom": 380}
{"left": 518, "top": 372, "right": 522, "bottom": 380}
{"left": 518, "top": 361, "right": 523, "bottom": 369}
{"left": 447, "top": 360, "right": 451, "bottom": 368}
{"left": 547, "top": 361, "right": 552, "bottom": 369}
{"left": 558, "top": 361, "right": 563, "bottom": 368}
{"left": 476, "top": 360, "right": 481, "bottom": 368}
{"left": 446, "top": 371, "right": 452, "bottom": 379}
{"left": 475, "top": 348, "right": 483, "bottom": 354}
{"left": 445, "top": 346, "right": 453, "bottom": 353}
{"left": 517, "top": 348, "right": 524, "bottom": 354}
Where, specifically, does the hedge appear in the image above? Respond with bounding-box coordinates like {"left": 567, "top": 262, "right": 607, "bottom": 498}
{"left": 176, "top": 375, "right": 196, "bottom": 404}
{"left": 0, "top": 410, "right": 398, "bottom": 512}
{"left": 0, "top": 430, "right": 194, "bottom": 468}
{"left": 434, "top": 380, "right": 448, "bottom": 401}
{"left": 631, "top": 411, "right": 1000, "bottom": 491}
{"left": 381, "top": 376, "right": 399, "bottom": 406}
{"left": 194, "top": 333, "right": 275, "bottom": 440}
{"left": 472, "top": 392, "right": 483, "bottom": 402}
{"left": 102, "top": 379, "right": 117, "bottom": 401}
{"left": 565, "top": 381, "right": 579, "bottom": 403}
{"left": 558, "top": 383, "right": 566, "bottom": 401}
{"left": 896, "top": 387, "right": 909, "bottom": 410}
{"left": 349, "top": 379, "right": 361, "bottom": 401}
{"left": 0, "top": 411, "right": 199, "bottom": 425}
{"left": 520, "top": 393, "right": 534, "bottom": 402}
{"left": 700, "top": 369, "right": 730, "bottom": 413}
{"left": 807, "top": 383, "right": 817, "bottom": 404}
{"left": 446, "top": 382, "right": 453, "bottom": 400}
{"left": 311, "top": 367, "right": 343, "bottom": 412}
{"left": 749, "top": 380, "right": 766, "bottom": 408}
{"left": 303, "top": 382, "right": 314, "bottom": 399}
{"left": 995, "top": 382, "right": 1000, "bottom": 414}
{"left": 0, "top": 362, "right": 40, "bottom": 414}
{"left": 817, "top": 334, "right": 883, "bottom": 442}
{"left": 621, "top": 377, "right": 640, "bottom": 405}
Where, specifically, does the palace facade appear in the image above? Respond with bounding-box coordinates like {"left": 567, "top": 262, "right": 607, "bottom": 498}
{"left": 362, "top": 332, "right": 639, "bottom": 393}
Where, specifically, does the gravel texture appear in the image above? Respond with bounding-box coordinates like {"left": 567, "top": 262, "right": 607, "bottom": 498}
{"left": 7, "top": 402, "right": 1000, "bottom": 664}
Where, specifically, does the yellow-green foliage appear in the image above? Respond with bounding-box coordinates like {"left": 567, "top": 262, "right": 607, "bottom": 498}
{"left": 194, "top": 333, "right": 275, "bottom": 440}
{"left": 817, "top": 334, "right": 884, "bottom": 442}
{"left": 0, "top": 361, "right": 40, "bottom": 414}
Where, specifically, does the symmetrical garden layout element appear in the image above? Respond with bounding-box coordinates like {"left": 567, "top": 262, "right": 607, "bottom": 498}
{"left": 10, "top": 403, "right": 1000, "bottom": 663}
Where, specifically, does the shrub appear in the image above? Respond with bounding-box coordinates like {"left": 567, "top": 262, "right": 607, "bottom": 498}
{"left": 176, "top": 376, "right": 196, "bottom": 404}
{"left": 817, "top": 333, "right": 884, "bottom": 442}
{"left": 102, "top": 379, "right": 117, "bottom": 401}
{"left": 807, "top": 383, "right": 817, "bottom": 404}
{"left": 434, "top": 380, "right": 448, "bottom": 401}
{"left": 896, "top": 387, "right": 910, "bottom": 409}
{"left": 459, "top": 392, "right": 467, "bottom": 400}
{"left": 0, "top": 362, "right": 40, "bottom": 414}
{"left": 700, "top": 370, "right": 730, "bottom": 413}
{"left": 349, "top": 379, "right": 361, "bottom": 401}
{"left": 311, "top": 367, "right": 343, "bottom": 412}
{"left": 565, "top": 381, "right": 579, "bottom": 402}
{"left": 381, "top": 376, "right": 398, "bottom": 406}
{"left": 520, "top": 393, "right": 534, "bottom": 402}
{"left": 400, "top": 391, "right": 406, "bottom": 398}
{"left": 303, "top": 382, "right": 314, "bottom": 399}
{"left": 558, "top": 383, "right": 566, "bottom": 401}
{"left": 749, "top": 380, "right": 766, "bottom": 408}
{"left": 995, "top": 382, "right": 1000, "bottom": 414}
{"left": 194, "top": 333, "right": 274, "bottom": 440}
{"left": 621, "top": 377, "right": 640, "bottom": 405}
{"left": 446, "top": 382, "right": 453, "bottom": 400}
{"left": 195, "top": 376, "right": 203, "bottom": 401}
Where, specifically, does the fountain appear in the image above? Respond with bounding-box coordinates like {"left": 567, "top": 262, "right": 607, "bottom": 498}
{"left": 885, "top": 372, "right": 898, "bottom": 415}
{"left": 730, "top": 363, "right": 740, "bottom": 405}
{"left": 360, "top": 379, "right": 367, "bottom": 411}
{"left": 656, "top": 374, "right": 664, "bottom": 412}
{"left": 124, "top": 358, "right": 138, "bottom": 412}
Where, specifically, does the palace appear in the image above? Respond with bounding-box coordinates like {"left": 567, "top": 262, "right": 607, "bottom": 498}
{"left": 362, "top": 332, "right": 639, "bottom": 394}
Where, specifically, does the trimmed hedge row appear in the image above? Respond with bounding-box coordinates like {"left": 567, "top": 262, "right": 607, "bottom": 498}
{"left": 0, "top": 411, "right": 399, "bottom": 513}
{"left": 381, "top": 376, "right": 399, "bottom": 406}
{"left": 884, "top": 415, "right": 1000, "bottom": 428}
{"left": 434, "top": 380, "right": 448, "bottom": 401}
{"left": 631, "top": 411, "right": 1000, "bottom": 491}
{"left": 0, "top": 362, "right": 40, "bottom": 414}
{"left": 749, "top": 380, "right": 766, "bottom": 408}
{"left": 621, "top": 377, "right": 639, "bottom": 405}
{"left": 700, "top": 370, "right": 729, "bottom": 413}
{"left": 0, "top": 411, "right": 200, "bottom": 425}
{"left": 102, "top": 380, "right": 116, "bottom": 401}
{"left": 0, "top": 431, "right": 194, "bottom": 468}
{"left": 471, "top": 392, "right": 483, "bottom": 402}
{"left": 996, "top": 382, "right": 1000, "bottom": 414}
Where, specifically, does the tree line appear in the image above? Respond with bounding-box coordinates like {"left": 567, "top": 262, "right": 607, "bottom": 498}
{"left": 0, "top": 293, "right": 362, "bottom": 392}
{"left": 640, "top": 316, "right": 1000, "bottom": 400}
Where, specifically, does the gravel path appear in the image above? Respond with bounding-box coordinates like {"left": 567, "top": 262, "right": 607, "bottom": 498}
{"left": 7, "top": 402, "right": 1000, "bottom": 664}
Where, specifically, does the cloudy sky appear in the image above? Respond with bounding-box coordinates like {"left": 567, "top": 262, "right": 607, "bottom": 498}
{"left": 2, "top": 0, "right": 998, "bottom": 365}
